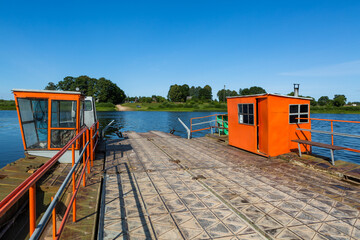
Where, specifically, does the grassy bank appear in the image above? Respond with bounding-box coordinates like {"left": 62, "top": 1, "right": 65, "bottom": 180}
{"left": 311, "top": 106, "right": 360, "bottom": 114}
{"left": 95, "top": 102, "right": 116, "bottom": 111}
{"left": 122, "top": 101, "right": 227, "bottom": 112}
{"left": 0, "top": 100, "right": 16, "bottom": 110}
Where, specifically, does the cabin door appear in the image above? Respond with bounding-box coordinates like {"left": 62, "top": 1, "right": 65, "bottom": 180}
{"left": 256, "top": 98, "right": 268, "bottom": 155}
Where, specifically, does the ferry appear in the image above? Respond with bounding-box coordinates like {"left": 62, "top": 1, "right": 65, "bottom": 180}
{"left": 1, "top": 87, "right": 360, "bottom": 239}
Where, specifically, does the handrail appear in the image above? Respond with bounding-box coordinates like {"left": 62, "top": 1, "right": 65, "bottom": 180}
{"left": 0, "top": 121, "right": 100, "bottom": 239}
{"left": 296, "top": 118, "right": 360, "bottom": 154}
{"left": 190, "top": 114, "right": 227, "bottom": 134}
{"left": 178, "top": 118, "right": 191, "bottom": 139}
{"left": 102, "top": 120, "right": 115, "bottom": 138}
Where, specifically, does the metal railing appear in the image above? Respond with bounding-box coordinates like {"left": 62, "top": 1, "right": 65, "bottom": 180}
{"left": 297, "top": 118, "right": 360, "bottom": 154}
{"left": 190, "top": 114, "right": 228, "bottom": 135}
{"left": 178, "top": 118, "right": 191, "bottom": 139}
{"left": 0, "top": 121, "right": 100, "bottom": 240}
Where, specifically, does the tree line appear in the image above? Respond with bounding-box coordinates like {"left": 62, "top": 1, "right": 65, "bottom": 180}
{"left": 45, "top": 77, "right": 350, "bottom": 108}
{"left": 45, "top": 76, "right": 126, "bottom": 104}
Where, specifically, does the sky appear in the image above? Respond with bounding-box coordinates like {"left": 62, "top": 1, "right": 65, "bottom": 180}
{"left": 1, "top": 0, "right": 360, "bottom": 101}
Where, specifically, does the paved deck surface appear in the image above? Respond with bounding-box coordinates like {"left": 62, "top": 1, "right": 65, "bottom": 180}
{"left": 100, "top": 131, "right": 360, "bottom": 239}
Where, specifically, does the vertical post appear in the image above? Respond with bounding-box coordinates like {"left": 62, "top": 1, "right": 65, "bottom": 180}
{"left": 331, "top": 121, "right": 334, "bottom": 145}
{"left": 87, "top": 129, "right": 90, "bottom": 173}
{"left": 29, "top": 184, "right": 36, "bottom": 235}
{"left": 72, "top": 143, "right": 76, "bottom": 222}
{"left": 52, "top": 196, "right": 56, "bottom": 240}
{"left": 82, "top": 131, "right": 86, "bottom": 187}
{"left": 90, "top": 127, "right": 94, "bottom": 167}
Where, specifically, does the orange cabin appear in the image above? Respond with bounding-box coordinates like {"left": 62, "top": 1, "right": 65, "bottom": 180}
{"left": 227, "top": 94, "right": 311, "bottom": 157}
{"left": 12, "top": 89, "right": 96, "bottom": 163}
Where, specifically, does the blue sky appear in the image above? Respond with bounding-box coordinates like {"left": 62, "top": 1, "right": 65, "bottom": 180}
{"left": 1, "top": 0, "right": 360, "bottom": 101}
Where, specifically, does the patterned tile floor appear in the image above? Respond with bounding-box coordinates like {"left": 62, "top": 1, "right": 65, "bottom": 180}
{"left": 99, "top": 131, "right": 360, "bottom": 239}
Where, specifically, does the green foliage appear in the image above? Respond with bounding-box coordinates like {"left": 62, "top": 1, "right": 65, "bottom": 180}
{"left": 167, "top": 84, "right": 189, "bottom": 102}
{"left": 0, "top": 100, "right": 16, "bottom": 110}
{"left": 333, "top": 94, "right": 347, "bottom": 107}
{"left": 239, "top": 86, "right": 266, "bottom": 96}
{"left": 217, "top": 89, "right": 238, "bottom": 102}
{"left": 95, "top": 102, "right": 116, "bottom": 111}
{"left": 199, "top": 85, "right": 212, "bottom": 101}
{"left": 45, "top": 82, "right": 57, "bottom": 90}
{"left": 318, "top": 96, "right": 331, "bottom": 106}
{"left": 46, "top": 75, "right": 126, "bottom": 104}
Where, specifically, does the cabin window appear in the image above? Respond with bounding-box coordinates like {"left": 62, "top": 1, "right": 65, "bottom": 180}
{"left": 238, "top": 103, "right": 254, "bottom": 125}
{"left": 51, "top": 100, "right": 77, "bottom": 148}
{"left": 17, "top": 98, "right": 48, "bottom": 149}
{"left": 289, "top": 104, "right": 309, "bottom": 124}
{"left": 51, "top": 100, "right": 77, "bottom": 128}
{"left": 80, "top": 100, "right": 84, "bottom": 127}
{"left": 85, "top": 100, "right": 92, "bottom": 111}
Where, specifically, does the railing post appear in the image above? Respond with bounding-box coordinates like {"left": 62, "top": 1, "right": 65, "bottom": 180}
{"left": 87, "top": 129, "right": 90, "bottom": 173}
{"left": 82, "top": 131, "right": 86, "bottom": 187}
{"left": 52, "top": 196, "right": 56, "bottom": 240}
{"left": 72, "top": 143, "right": 76, "bottom": 222}
{"left": 90, "top": 127, "right": 94, "bottom": 166}
{"left": 331, "top": 121, "right": 334, "bottom": 145}
{"left": 29, "top": 184, "right": 36, "bottom": 235}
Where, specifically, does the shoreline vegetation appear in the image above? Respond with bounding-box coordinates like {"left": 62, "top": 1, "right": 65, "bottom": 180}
{"left": 2, "top": 100, "right": 360, "bottom": 114}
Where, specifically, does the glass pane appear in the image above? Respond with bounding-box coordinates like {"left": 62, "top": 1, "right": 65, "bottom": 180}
{"left": 249, "top": 115, "right": 254, "bottom": 125}
{"left": 249, "top": 104, "right": 254, "bottom": 114}
{"left": 243, "top": 115, "right": 249, "bottom": 124}
{"left": 289, "top": 115, "right": 298, "bottom": 123}
{"left": 51, "top": 130, "right": 76, "bottom": 148}
{"left": 238, "top": 104, "right": 243, "bottom": 114}
{"left": 80, "top": 101, "right": 84, "bottom": 127}
{"left": 51, "top": 100, "right": 77, "bottom": 128}
{"left": 85, "top": 100, "right": 92, "bottom": 111}
{"left": 290, "top": 105, "right": 298, "bottom": 113}
{"left": 243, "top": 104, "right": 248, "bottom": 114}
{"left": 239, "top": 114, "right": 243, "bottom": 123}
{"left": 300, "top": 114, "right": 309, "bottom": 123}
{"left": 23, "top": 123, "right": 37, "bottom": 148}
{"left": 18, "top": 98, "right": 34, "bottom": 122}
{"left": 300, "top": 104, "right": 308, "bottom": 113}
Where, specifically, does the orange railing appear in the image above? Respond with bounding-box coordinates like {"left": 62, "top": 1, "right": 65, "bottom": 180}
{"left": 0, "top": 121, "right": 100, "bottom": 240}
{"left": 298, "top": 118, "right": 360, "bottom": 154}
{"left": 190, "top": 114, "right": 227, "bottom": 134}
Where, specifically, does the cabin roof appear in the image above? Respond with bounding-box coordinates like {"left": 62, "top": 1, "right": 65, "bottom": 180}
{"left": 226, "top": 93, "right": 312, "bottom": 100}
{"left": 12, "top": 89, "right": 82, "bottom": 95}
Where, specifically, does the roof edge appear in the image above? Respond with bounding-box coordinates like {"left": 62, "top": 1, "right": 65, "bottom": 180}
{"left": 226, "top": 93, "right": 312, "bottom": 100}
{"left": 12, "top": 89, "right": 82, "bottom": 95}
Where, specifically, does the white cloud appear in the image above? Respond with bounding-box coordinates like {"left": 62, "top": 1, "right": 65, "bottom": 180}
{"left": 279, "top": 60, "right": 360, "bottom": 77}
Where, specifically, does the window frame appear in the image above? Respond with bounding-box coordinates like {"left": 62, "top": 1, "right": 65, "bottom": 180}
{"left": 238, "top": 103, "right": 254, "bottom": 125}
{"left": 289, "top": 104, "right": 309, "bottom": 124}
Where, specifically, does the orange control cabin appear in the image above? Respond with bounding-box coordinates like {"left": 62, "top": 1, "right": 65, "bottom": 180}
{"left": 227, "top": 94, "right": 311, "bottom": 157}
{"left": 12, "top": 89, "right": 97, "bottom": 163}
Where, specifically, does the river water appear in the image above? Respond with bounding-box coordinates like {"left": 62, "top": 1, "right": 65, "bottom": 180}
{"left": 0, "top": 110, "right": 360, "bottom": 168}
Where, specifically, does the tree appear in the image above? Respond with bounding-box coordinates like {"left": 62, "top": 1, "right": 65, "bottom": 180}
{"left": 189, "top": 86, "right": 201, "bottom": 99}
{"left": 333, "top": 94, "right": 347, "bottom": 107}
{"left": 239, "top": 86, "right": 266, "bottom": 96}
{"left": 199, "top": 85, "right": 212, "bottom": 101}
{"left": 167, "top": 84, "right": 189, "bottom": 102}
{"left": 45, "top": 82, "right": 57, "bottom": 90}
{"left": 317, "top": 96, "right": 330, "bottom": 106}
{"left": 55, "top": 76, "right": 126, "bottom": 104}
{"left": 217, "top": 89, "right": 238, "bottom": 102}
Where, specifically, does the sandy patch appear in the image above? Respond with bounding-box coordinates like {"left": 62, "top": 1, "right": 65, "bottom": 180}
{"left": 116, "top": 104, "right": 133, "bottom": 111}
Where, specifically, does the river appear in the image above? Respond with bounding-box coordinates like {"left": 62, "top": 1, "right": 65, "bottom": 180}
{"left": 0, "top": 110, "right": 360, "bottom": 168}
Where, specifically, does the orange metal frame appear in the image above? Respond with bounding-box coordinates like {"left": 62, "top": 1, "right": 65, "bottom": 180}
{"left": 0, "top": 121, "right": 99, "bottom": 239}
{"left": 13, "top": 91, "right": 84, "bottom": 151}
{"left": 298, "top": 118, "right": 360, "bottom": 154}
